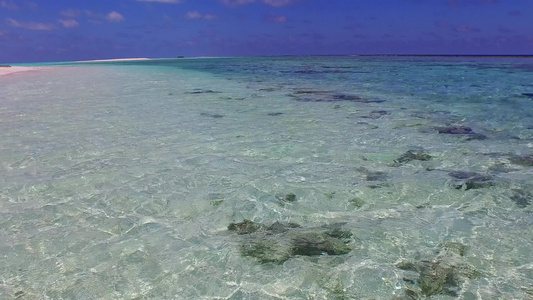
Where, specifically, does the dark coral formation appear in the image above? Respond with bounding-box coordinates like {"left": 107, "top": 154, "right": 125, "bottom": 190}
{"left": 288, "top": 90, "right": 385, "bottom": 103}
{"left": 359, "top": 110, "right": 390, "bottom": 119}
{"left": 349, "top": 197, "right": 365, "bottom": 208}
{"left": 436, "top": 126, "right": 487, "bottom": 140}
{"left": 462, "top": 132, "right": 487, "bottom": 141}
{"left": 200, "top": 112, "right": 224, "bottom": 118}
{"left": 395, "top": 242, "right": 481, "bottom": 298}
{"left": 357, "top": 167, "right": 389, "bottom": 182}
{"left": 228, "top": 220, "right": 353, "bottom": 263}
{"left": 510, "top": 189, "right": 532, "bottom": 208}
{"left": 275, "top": 193, "right": 297, "bottom": 202}
{"left": 186, "top": 89, "right": 222, "bottom": 94}
{"left": 436, "top": 126, "right": 472, "bottom": 134}
{"left": 509, "top": 154, "right": 533, "bottom": 166}
{"left": 448, "top": 171, "right": 494, "bottom": 190}
{"left": 394, "top": 150, "right": 432, "bottom": 165}
{"left": 228, "top": 219, "right": 263, "bottom": 235}
{"left": 487, "top": 163, "right": 519, "bottom": 174}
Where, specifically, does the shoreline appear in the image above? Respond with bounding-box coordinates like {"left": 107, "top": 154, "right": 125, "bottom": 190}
{"left": 0, "top": 57, "right": 151, "bottom": 77}
{"left": 0, "top": 66, "right": 43, "bottom": 77}
{"left": 74, "top": 57, "right": 151, "bottom": 63}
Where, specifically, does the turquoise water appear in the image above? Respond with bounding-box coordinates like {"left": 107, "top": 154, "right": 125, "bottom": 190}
{"left": 1, "top": 56, "right": 532, "bottom": 299}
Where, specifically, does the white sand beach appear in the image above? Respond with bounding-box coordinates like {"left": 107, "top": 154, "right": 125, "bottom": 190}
{"left": 0, "top": 57, "right": 151, "bottom": 77}
{"left": 75, "top": 57, "right": 150, "bottom": 63}
{"left": 0, "top": 66, "right": 42, "bottom": 76}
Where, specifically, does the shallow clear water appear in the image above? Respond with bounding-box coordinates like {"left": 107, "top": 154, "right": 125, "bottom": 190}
{"left": 1, "top": 56, "right": 533, "bottom": 299}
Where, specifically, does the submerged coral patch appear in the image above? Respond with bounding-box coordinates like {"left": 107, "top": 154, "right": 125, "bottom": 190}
{"left": 509, "top": 154, "right": 533, "bottom": 166}
{"left": 510, "top": 189, "right": 532, "bottom": 208}
{"left": 448, "top": 171, "right": 494, "bottom": 190}
{"left": 393, "top": 150, "right": 432, "bottom": 165}
{"left": 186, "top": 89, "right": 223, "bottom": 94}
{"left": 228, "top": 220, "right": 353, "bottom": 263}
{"left": 395, "top": 242, "right": 481, "bottom": 298}
{"left": 200, "top": 112, "right": 224, "bottom": 118}
{"left": 288, "top": 90, "right": 386, "bottom": 103}
{"left": 436, "top": 126, "right": 472, "bottom": 134}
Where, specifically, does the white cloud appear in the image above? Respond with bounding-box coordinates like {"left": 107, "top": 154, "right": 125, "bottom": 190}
{"left": 219, "top": 0, "right": 254, "bottom": 6}
{"left": 58, "top": 19, "right": 79, "bottom": 28}
{"left": 186, "top": 11, "right": 216, "bottom": 20}
{"left": 220, "top": 0, "right": 302, "bottom": 6}
{"left": 265, "top": 14, "right": 287, "bottom": 23}
{"left": 60, "top": 9, "right": 80, "bottom": 18}
{"left": 186, "top": 11, "right": 202, "bottom": 19}
{"left": 6, "top": 18, "right": 56, "bottom": 30}
{"left": 0, "top": 0, "right": 19, "bottom": 10}
{"left": 106, "top": 11, "right": 124, "bottom": 22}
{"left": 138, "top": 0, "right": 182, "bottom": 3}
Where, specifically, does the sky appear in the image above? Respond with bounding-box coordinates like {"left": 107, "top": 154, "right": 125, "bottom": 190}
{"left": 0, "top": 0, "right": 532, "bottom": 63}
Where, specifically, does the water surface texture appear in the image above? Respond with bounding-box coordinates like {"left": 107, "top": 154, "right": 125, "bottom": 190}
{"left": 1, "top": 56, "right": 533, "bottom": 299}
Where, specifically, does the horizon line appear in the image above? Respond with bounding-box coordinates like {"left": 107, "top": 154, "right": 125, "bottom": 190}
{"left": 6, "top": 53, "right": 533, "bottom": 65}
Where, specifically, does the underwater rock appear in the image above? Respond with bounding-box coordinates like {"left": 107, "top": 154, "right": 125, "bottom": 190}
{"left": 322, "top": 223, "right": 353, "bottom": 239}
{"left": 290, "top": 69, "right": 354, "bottom": 74}
{"left": 288, "top": 90, "right": 385, "bottom": 103}
{"left": 229, "top": 221, "right": 353, "bottom": 263}
{"left": 488, "top": 163, "right": 519, "bottom": 174}
{"left": 441, "top": 241, "right": 467, "bottom": 257}
{"left": 358, "top": 167, "right": 388, "bottom": 181}
{"left": 291, "top": 231, "right": 352, "bottom": 256}
{"left": 0, "top": 65, "right": 11, "bottom": 67}
{"left": 356, "top": 121, "right": 379, "bottom": 129}
{"left": 228, "top": 219, "right": 263, "bottom": 234}
{"left": 292, "top": 90, "right": 331, "bottom": 95}
{"left": 510, "top": 189, "right": 532, "bottom": 208}
{"left": 462, "top": 132, "right": 487, "bottom": 141}
{"left": 266, "top": 221, "right": 301, "bottom": 234}
{"left": 449, "top": 171, "right": 479, "bottom": 180}
{"left": 258, "top": 87, "right": 278, "bottom": 92}
{"left": 240, "top": 239, "right": 292, "bottom": 263}
{"left": 394, "top": 150, "right": 432, "bottom": 165}
{"left": 186, "top": 89, "right": 222, "bottom": 94}
{"left": 200, "top": 112, "right": 224, "bottom": 118}
{"left": 396, "top": 242, "right": 481, "bottom": 298}
{"left": 509, "top": 154, "right": 533, "bottom": 166}
{"left": 365, "top": 171, "right": 388, "bottom": 181}
{"left": 361, "top": 110, "right": 390, "bottom": 119}
{"left": 448, "top": 171, "right": 494, "bottom": 190}
{"left": 436, "top": 125, "right": 487, "bottom": 141}
{"left": 367, "top": 183, "right": 390, "bottom": 189}
{"left": 331, "top": 94, "right": 364, "bottom": 101}
{"left": 14, "top": 291, "right": 24, "bottom": 298}
{"left": 349, "top": 197, "right": 365, "bottom": 208}
{"left": 276, "top": 193, "right": 297, "bottom": 202}
{"left": 436, "top": 126, "right": 472, "bottom": 134}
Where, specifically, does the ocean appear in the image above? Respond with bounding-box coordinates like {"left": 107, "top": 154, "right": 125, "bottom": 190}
{"left": 1, "top": 56, "right": 532, "bottom": 299}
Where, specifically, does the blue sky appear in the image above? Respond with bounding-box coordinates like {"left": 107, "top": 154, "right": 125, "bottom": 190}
{"left": 0, "top": 0, "right": 532, "bottom": 63}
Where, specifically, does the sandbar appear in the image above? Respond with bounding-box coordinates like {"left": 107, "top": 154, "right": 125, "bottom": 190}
{"left": 75, "top": 58, "right": 150, "bottom": 63}
{"left": 0, "top": 66, "right": 42, "bottom": 76}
